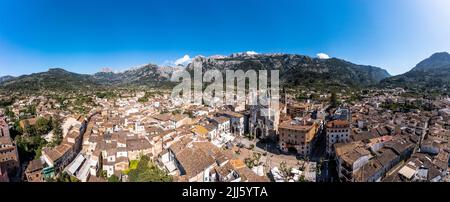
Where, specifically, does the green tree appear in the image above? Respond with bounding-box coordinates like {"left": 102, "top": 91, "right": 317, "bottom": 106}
{"left": 23, "top": 124, "right": 37, "bottom": 136}
{"left": 186, "top": 111, "right": 194, "bottom": 118}
{"left": 15, "top": 134, "right": 47, "bottom": 161}
{"left": 298, "top": 175, "right": 306, "bottom": 182}
{"left": 34, "top": 146, "right": 44, "bottom": 159}
{"left": 9, "top": 120, "right": 23, "bottom": 139}
{"left": 56, "top": 172, "right": 76, "bottom": 182}
{"left": 244, "top": 152, "right": 261, "bottom": 169}
{"left": 108, "top": 175, "right": 120, "bottom": 182}
{"left": 279, "top": 161, "right": 292, "bottom": 178}
{"left": 99, "top": 170, "right": 108, "bottom": 179}
{"left": 128, "top": 155, "right": 172, "bottom": 182}
{"left": 51, "top": 118, "right": 63, "bottom": 146}
{"left": 138, "top": 97, "right": 148, "bottom": 103}
{"left": 309, "top": 93, "right": 319, "bottom": 100}
{"left": 0, "top": 98, "right": 14, "bottom": 107}
{"left": 96, "top": 91, "right": 117, "bottom": 99}
{"left": 329, "top": 92, "right": 338, "bottom": 108}
{"left": 44, "top": 176, "right": 56, "bottom": 182}
{"left": 36, "top": 117, "right": 52, "bottom": 135}
{"left": 26, "top": 104, "right": 37, "bottom": 115}
{"left": 5, "top": 107, "right": 15, "bottom": 118}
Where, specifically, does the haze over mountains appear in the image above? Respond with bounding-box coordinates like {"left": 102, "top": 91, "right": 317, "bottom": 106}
{"left": 0, "top": 52, "right": 449, "bottom": 92}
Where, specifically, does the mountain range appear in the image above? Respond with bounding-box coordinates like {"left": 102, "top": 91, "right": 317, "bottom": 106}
{"left": 93, "top": 64, "right": 169, "bottom": 86}
{"left": 187, "top": 53, "right": 390, "bottom": 89}
{"left": 0, "top": 64, "right": 175, "bottom": 92}
{"left": 0, "top": 52, "right": 449, "bottom": 93}
{"left": 380, "top": 52, "right": 450, "bottom": 92}
{"left": 0, "top": 75, "right": 15, "bottom": 84}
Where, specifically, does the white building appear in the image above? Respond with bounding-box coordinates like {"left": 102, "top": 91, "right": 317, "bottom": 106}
{"left": 217, "top": 111, "right": 245, "bottom": 136}
{"left": 326, "top": 120, "right": 351, "bottom": 156}
{"left": 210, "top": 116, "right": 231, "bottom": 135}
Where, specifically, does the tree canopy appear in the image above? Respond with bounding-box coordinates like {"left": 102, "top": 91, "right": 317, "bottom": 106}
{"left": 127, "top": 155, "right": 172, "bottom": 182}
{"left": 51, "top": 118, "right": 63, "bottom": 146}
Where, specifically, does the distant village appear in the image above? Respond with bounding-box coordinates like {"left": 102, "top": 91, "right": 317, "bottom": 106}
{"left": 1, "top": 87, "right": 449, "bottom": 182}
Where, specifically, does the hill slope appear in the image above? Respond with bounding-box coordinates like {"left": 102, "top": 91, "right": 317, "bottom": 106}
{"left": 0, "top": 68, "right": 100, "bottom": 92}
{"left": 187, "top": 53, "right": 391, "bottom": 89}
{"left": 0, "top": 76, "right": 15, "bottom": 84}
{"left": 1, "top": 53, "right": 393, "bottom": 92}
{"left": 380, "top": 52, "right": 450, "bottom": 92}
{"left": 93, "top": 64, "right": 168, "bottom": 86}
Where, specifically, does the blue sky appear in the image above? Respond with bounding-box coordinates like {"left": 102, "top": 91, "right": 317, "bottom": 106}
{"left": 1, "top": 0, "right": 450, "bottom": 76}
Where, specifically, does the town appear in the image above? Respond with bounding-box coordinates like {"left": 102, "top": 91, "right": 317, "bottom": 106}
{"left": 1, "top": 87, "right": 449, "bottom": 182}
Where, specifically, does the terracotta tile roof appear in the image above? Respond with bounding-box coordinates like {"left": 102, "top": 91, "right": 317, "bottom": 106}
{"left": 326, "top": 120, "right": 350, "bottom": 128}
{"left": 43, "top": 143, "right": 72, "bottom": 162}
{"left": 175, "top": 146, "right": 215, "bottom": 179}
{"left": 126, "top": 138, "right": 152, "bottom": 151}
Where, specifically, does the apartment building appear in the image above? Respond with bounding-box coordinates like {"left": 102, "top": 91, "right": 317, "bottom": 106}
{"left": 278, "top": 117, "right": 319, "bottom": 157}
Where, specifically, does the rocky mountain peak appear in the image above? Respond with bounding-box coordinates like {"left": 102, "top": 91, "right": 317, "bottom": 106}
{"left": 413, "top": 51, "right": 450, "bottom": 71}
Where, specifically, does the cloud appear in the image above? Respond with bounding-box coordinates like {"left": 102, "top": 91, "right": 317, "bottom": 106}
{"left": 174, "top": 55, "right": 192, "bottom": 66}
{"left": 316, "top": 53, "right": 330, "bottom": 59}
{"left": 246, "top": 51, "right": 258, "bottom": 55}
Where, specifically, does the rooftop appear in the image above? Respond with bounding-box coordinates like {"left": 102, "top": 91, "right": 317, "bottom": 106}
{"left": 326, "top": 120, "right": 350, "bottom": 128}
{"left": 279, "top": 119, "right": 315, "bottom": 131}
{"left": 43, "top": 143, "right": 72, "bottom": 162}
